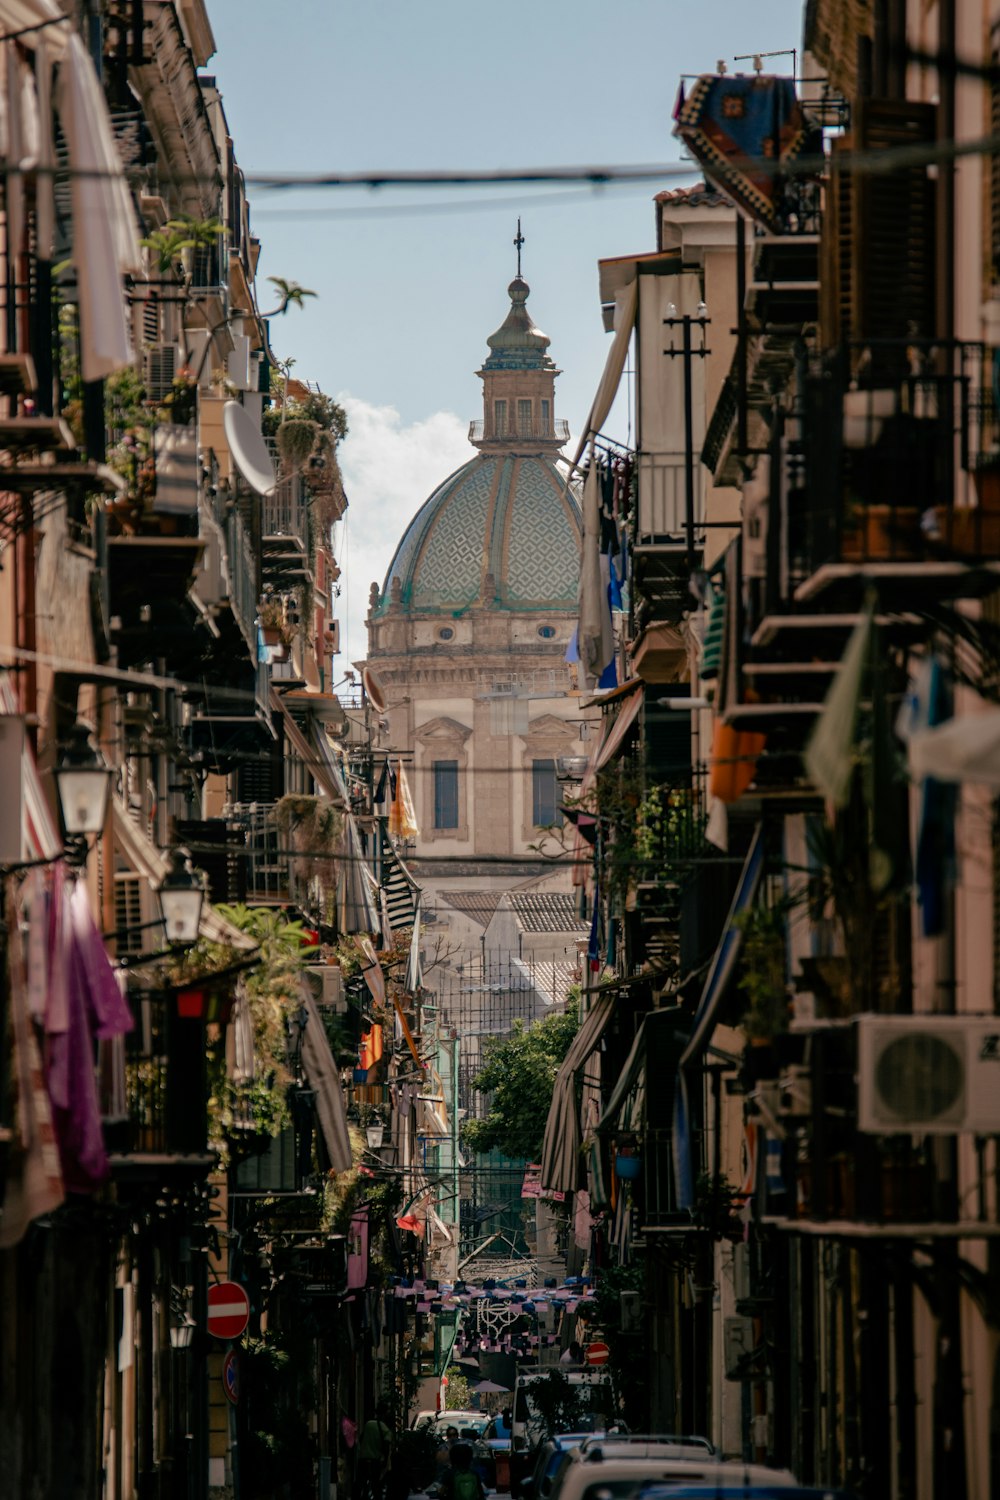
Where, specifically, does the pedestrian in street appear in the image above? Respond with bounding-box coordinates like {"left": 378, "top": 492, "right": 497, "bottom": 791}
{"left": 559, "top": 1340, "right": 583, "bottom": 1366}
{"left": 439, "top": 1443, "right": 486, "bottom": 1500}
{"left": 358, "top": 1400, "right": 394, "bottom": 1500}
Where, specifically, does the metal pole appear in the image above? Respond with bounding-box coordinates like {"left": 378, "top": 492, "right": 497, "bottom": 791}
{"left": 683, "top": 316, "right": 695, "bottom": 564}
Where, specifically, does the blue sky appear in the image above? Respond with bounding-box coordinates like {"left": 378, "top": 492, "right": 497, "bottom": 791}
{"left": 206, "top": 0, "right": 804, "bottom": 661}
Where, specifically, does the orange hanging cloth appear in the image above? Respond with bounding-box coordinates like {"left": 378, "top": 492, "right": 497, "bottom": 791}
{"left": 359, "top": 1023, "right": 384, "bottom": 1073}
{"left": 708, "top": 718, "right": 766, "bottom": 804}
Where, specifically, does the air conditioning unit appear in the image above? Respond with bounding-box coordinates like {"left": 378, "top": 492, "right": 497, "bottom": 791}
{"left": 857, "top": 1014, "right": 1000, "bottom": 1134}
{"left": 305, "top": 964, "right": 346, "bottom": 1013}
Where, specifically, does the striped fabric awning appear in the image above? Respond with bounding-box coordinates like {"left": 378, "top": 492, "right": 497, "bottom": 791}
{"left": 380, "top": 824, "right": 418, "bottom": 932}
{"left": 539, "top": 991, "right": 616, "bottom": 1195}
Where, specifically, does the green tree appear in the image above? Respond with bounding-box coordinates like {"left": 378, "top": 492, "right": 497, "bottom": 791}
{"left": 463, "top": 1001, "right": 579, "bottom": 1161}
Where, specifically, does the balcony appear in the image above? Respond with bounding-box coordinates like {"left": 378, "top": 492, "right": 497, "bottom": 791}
{"left": 632, "top": 1128, "right": 688, "bottom": 1233}
{"left": 787, "top": 340, "right": 1000, "bottom": 608}
{"left": 261, "top": 441, "right": 312, "bottom": 583}
{"left": 631, "top": 452, "right": 706, "bottom": 629}
{"left": 106, "top": 991, "right": 213, "bottom": 1176}
{"left": 226, "top": 802, "right": 338, "bottom": 925}
{"left": 468, "top": 417, "right": 570, "bottom": 448}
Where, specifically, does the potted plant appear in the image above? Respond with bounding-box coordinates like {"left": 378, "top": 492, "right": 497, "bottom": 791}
{"left": 614, "top": 1132, "right": 642, "bottom": 1181}
{"left": 736, "top": 900, "right": 791, "bottom": 1047}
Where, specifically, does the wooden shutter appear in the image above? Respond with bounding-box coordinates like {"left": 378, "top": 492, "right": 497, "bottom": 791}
{"left": 990, "top": 38, "right": 1000, "bottom": 288}
{"left": 819, "top": 102, "right": 937, "bottom": 348}
{"left": 820, "top": 136, "right": 855, "bottom": 345}
{"left": 852, "top": 99, "right": 937, "bottom": 342}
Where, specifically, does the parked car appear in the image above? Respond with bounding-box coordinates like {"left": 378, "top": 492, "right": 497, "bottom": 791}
{"left": 412, "top": 1410, "right": 438, "bottom": 1430}
{"left": 544, "top": 1448, "right": 801, "bottom": 1500}
{"left": 434, "top": 1411, "right": 491, "bottom": 1439}
{"left": 637, "top": 1488, "right": 857, "bottom": 1500}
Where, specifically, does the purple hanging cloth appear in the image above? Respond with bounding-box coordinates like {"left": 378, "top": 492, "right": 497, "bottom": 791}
{"left": 46, "top": 877, "right": 133, "bottom": 1191}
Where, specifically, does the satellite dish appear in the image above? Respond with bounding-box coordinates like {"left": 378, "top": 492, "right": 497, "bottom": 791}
{"left": 223, "top": 400, "right": 277, "bottom": 496}
{"left": 362, "top": 666, "right": 387, "bottom": 713}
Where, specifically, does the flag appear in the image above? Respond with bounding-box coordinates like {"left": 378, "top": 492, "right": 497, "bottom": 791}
{"left": 404, "top": 898, "right": 423, "bottom": 992}
{"left": 804, "top": 601, "right": 873, "bottom": 809}
{"left": 388, "top": 756, "right": 418, "bottom": 841}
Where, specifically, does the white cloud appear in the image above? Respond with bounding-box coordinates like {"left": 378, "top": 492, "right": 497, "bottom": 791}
{"left": 331, "top": 394, "right": 472, "bottom": 668}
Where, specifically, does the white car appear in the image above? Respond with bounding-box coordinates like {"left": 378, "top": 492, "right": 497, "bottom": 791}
{"left": 543, "top": 1447, "right": 800, "bottom": 1500}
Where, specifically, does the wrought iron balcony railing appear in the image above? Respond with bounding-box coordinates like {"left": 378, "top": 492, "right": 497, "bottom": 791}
{"left": 762, "top": 340, "right": 1000, "bottom": 601}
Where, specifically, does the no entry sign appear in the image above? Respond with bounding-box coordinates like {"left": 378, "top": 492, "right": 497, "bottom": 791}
{"left": 584, "top": 1341, "right": 610, "bottom": 1367}
{"left": 207, "top": 1281, "right": 250, "bottom": 1341}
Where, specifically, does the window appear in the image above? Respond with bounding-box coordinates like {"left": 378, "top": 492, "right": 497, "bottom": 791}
{"left": 532, "top": 759, "right": 560, "bottom": 827}
{"left": 438, "top": 626, "right": 454, "bottom": 641}
{"left": 537, "top": 624, "right": 556, "bottom": 639}
{"left": 541, "top": 399, "right": 550, "bottom": 434}
{"left": 433, "top": 760, "right": 459, "bottom": 830}
{"left": 494, "top": 399, "right": 507, "bottom": 436}
{"left": 517, "top": 398, "right": 532, "bottom": 436}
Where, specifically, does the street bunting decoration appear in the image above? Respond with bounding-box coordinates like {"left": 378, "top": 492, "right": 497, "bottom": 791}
{"left": 384, "top": 1272, "right": 597, "bottom": 1355}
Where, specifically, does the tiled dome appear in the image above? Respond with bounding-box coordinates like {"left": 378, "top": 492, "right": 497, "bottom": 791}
{"left": 376, "top": 453, "right": 581, "bottom": 615}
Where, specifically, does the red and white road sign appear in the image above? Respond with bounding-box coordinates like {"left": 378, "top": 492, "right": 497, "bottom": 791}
{"left": 584, "top": 1341, "right": 610, "bottom": 1367}
{"left": 207, "top": 1281, "right": 250, "bottom": 1341}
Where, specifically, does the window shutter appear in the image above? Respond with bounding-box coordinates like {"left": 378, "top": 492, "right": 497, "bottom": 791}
{"left": 820, "top": 103, "right": 937, "bottom": 348}
{"left": 852, "top": 99, "right": 936, "bottom": 342}
{"left": 114, "top": 872, "right": 145, "bottom": 955}
{"left": 990, "top": 38, "right": 1000, "bottom": 288}
{"left": 144, "top": 343, "right": 176, "bottom": 402}
{"left": 820, "top": 135, "right": 854, "bottom": 346}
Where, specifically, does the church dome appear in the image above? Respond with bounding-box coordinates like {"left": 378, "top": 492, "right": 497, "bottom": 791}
{"left": 375, "top": 452, "right": 581, "bottom": 616}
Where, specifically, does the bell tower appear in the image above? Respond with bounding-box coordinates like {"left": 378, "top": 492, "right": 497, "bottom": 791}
{"left": 471, "top": 222, "right": 566, "bottom": 454}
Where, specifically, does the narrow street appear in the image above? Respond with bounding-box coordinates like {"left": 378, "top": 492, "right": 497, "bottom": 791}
{"left": 0, "top": 3, "right": 996, "bottom": 1499}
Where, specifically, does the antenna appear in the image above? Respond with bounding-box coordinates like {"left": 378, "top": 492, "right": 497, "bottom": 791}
{"left": 513, "top": 217, "right": 524, "bottom": 278}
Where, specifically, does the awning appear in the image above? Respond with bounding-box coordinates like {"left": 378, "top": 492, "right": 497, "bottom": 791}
{"left": 312, "top": 720, "right": 351, "bottom": 801}
{"left": 597, "top": 1020, "right": 648, "bottom": 1137}
{"left": 271, "top": 688, "right": 347, "bottom": 806}
{"left": 679, "top": 825, "right": 764, "bottom": 1068}
{"left": 111, "top": 800, "right": 257, "bottom": 952}
{"left": 59, "top": 31, "right": 141, "bottom": 380}
{"left": 570, "top": 278, "right": 639, "bottom": 472}
{"left": 380, "top": 823, "right": 419, "bottom": 932}
{"left": 338, "top": 814, "right": 378, "bottom": 935}
{"left": 299, "top": 991, "right": 352, "bottom": 1172}
{"left": 539, "top": 991, "right": 616, "bottom": 1194}
{"left": 597, "top": 1006, "right": 688, "bottom": 1137}
{"left": 593, "top": 685, "right": 644, "bottom": 772}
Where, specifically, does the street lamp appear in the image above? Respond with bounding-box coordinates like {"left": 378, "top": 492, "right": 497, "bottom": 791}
{"left": 53, "top": 719, "right": 112, "bottom": 842}
{"left": 158, "top": 848, "right": 206, "bottom": 947}
{"left": 366, "top": 1117, "right": 386, "bottom": 1150}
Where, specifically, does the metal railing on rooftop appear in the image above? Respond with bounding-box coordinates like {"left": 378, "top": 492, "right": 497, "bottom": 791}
{"left": 468, "top": 418, "right": 570, "bottom": 443}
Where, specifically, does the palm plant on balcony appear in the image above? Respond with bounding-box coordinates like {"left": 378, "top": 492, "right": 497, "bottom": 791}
{"left": 139, "top": 214, "right": 226, "bottom": 278}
